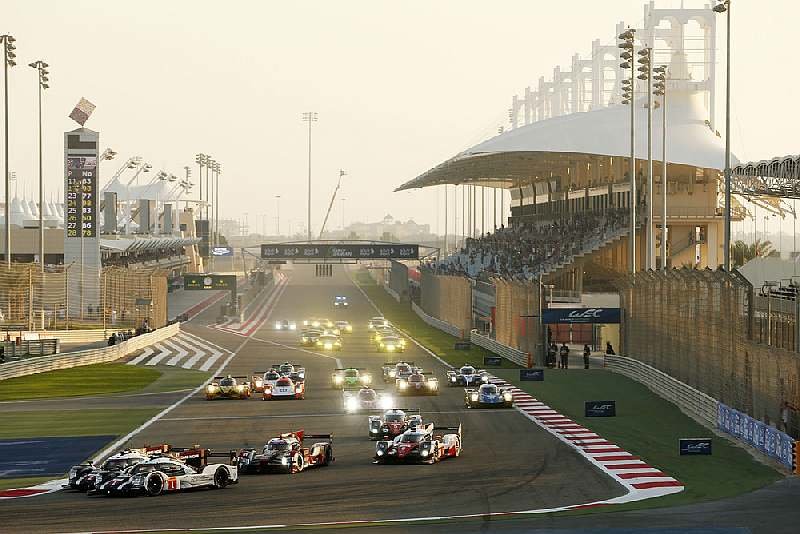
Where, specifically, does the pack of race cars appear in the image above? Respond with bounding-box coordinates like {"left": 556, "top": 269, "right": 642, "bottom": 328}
{"left": 69, "top": 313, "right": 508, "bottom": 498}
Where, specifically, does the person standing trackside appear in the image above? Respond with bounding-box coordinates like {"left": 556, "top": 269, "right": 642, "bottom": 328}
{"left": 606, "top": 342, "right": 615, "bottom": 356}
{"left": 559, "top": 343, "right": 569, "bottom": 369}
{"left": 780, "top": 401, "right": 797, "bottom": 434}
{"left": 583, "top": 344, "right": 591, "bottom": 369}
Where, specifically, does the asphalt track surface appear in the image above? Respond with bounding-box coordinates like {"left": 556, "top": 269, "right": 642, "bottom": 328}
{"left": 0, "top": 264, "right": 624, "bottom": 533}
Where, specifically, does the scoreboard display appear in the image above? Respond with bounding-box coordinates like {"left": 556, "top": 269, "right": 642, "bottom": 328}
{"left": 66, "top": 155, "right": 97, "bottom": 238}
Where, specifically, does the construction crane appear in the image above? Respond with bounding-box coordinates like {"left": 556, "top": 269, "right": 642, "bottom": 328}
{"left": 318, "top": 169, "right": 346, "bottom": 239}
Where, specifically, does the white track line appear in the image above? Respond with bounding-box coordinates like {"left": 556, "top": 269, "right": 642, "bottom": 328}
{"left": 144, "top": 343, "right": 171, "bottom": 366}
{"left": 163, "top": 338, "right": 189, "bottom": 366}
{"left": 126, "top": 347, "right": 154, "bottom": 366}
{"left": 175, "top": 335, "right": 208, "bottom": 370}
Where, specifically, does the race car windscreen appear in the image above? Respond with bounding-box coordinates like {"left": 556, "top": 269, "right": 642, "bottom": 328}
{"left": 280, "top": 365, "right": 293, "bottom": 373}
{"left": 480, "top": 384, "right": 497, "bottom": 395}
{"left": 345, "top": 369, "right": 358, "bottom": 377}
{"left": 359, "top": 389, "right": 376, "bottom": 401}
{"left": 220, "top": 378, "right": 235, "bottom": 386}
{"left": 409, "top": 374, "right": 423, "bottom": 382}
{"left": 266, "top": 371, "right": 280, "bottom": 379}
{"left": 400, "top": 433, "right": 423, "bottom": 443}
{"left": 385, "top": 413, "right": 404, "bottom": 422}
{"left": 267, "top": 441, "right": 289, "bottom": 451}
{"left": 103, "top": 458, "right": 140, "bottom": 471}
{"left": 461, "top": 366, "right": 475, "bottom": 375}
{"left": 129, "top": 464, "right": 157, "bottom": 475}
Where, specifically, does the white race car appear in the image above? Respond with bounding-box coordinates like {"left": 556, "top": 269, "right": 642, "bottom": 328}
{"left": 274, "top": 320, "right": 297, "bottom": 331}
{"left": 101, "top": 454, "right": 238, "bottom": 496}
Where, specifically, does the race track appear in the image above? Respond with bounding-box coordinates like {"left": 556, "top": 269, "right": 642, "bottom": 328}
{"left": 0, "top": 264, "right": 623, "bottom": 533}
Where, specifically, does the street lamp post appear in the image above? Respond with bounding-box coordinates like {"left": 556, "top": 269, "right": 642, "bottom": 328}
{"left": 2, "top": 34, "right": 17, "bottom": 266}
{"left": 28, "top": 60, "right": 49, "bottom": 271}
{"left": 619, "top": 28, "right": 637, "bottom": 274}
{"left": 654, "top": 65, "right": 668, "bottom": 270}
{"left": 637, "top": 46, "right": 654, "bottom": 270}
{"left": 302, "top": 111, "right": 318, "bottom": 241}
{"left": 213, "top": 160, "right": 220, "bottom": 251}
{"left": 714, "top": 0, "right": 732, "bottom": 270}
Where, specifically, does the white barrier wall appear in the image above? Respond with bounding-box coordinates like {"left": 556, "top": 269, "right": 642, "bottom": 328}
{"left": 411, "top": 301, "right": 463, "bottom": 338}
{"left": 470, "top": 330, "right": 529, "bottom": 367}
{"left": 605, "top": 354, "right": 718, "bottom": 428}
{"left": 0, "top": 323, "right": 181, "bottom": 381}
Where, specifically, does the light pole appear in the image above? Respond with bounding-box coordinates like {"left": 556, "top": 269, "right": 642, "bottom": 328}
{"left": 619, "top": 28, "right": 637, "bottom": 274}
{"left": 2, "top": 34, "right": 17, "bottom": 266}
{"left": 302, "top": 111, "right": 318, "bottom": 241}
{"left": 443, "top": 185, "right": 448, "bottom": 254}
{"left": 654, "top": 65, "right": 668, "bottom": 270}
{"left": 275, "top": 195, "right": 281, "bottom": 235}
{"left": 195, "top": 153, "right": 207, "bottom": 241}
{"left": 213, "top": 160, "right": 220, "bottom": 251}
{"left": 637, "top": 46, "right": 654, "bottom": 270}
{"left": 714, "top": 0, "right": 732, "bottom": 270}
{"left": 28, "top": 60, "right": 49, "bottom": 271}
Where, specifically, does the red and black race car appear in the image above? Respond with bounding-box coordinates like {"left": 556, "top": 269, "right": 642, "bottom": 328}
{"left": 367, "top": 408, "right": 422, "bottom": 440}
{"left": 236, "top": 430, "right": 334, "bottom": 474}
{"left": 374, "top": 423, "right": 461, "bottom": 464}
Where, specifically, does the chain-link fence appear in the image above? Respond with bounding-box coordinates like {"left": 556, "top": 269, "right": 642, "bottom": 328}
{"left": 389, "top": 260, "right": 410, "bottom": 302}
{"left": 0, "top": 263, "right": 168, "bottom": 333}
{"left": 619, "top": 268, "right": 800, "bottom": 437}
{"left": 419, "top": 270, "right": 471, "bottom": 336}
{"left": 494, "top": 278, "right": 542, "bottom": 360}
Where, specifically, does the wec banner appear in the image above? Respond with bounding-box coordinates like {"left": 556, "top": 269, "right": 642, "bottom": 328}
{"left": 718, "top": 403, "right": 795, "bottom": 470}
{"left": 542, "top": 307, "right": 620, "bottom": 324}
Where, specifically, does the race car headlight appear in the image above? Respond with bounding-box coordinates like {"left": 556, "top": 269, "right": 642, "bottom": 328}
{"left": 324, "top": 343, "right": 333, "bottom": 350}
{"left": 275, "top": 321, "right": 282, "bottom": 329}
{"left": 471, "top": 393, "right": 479, "bottom": 402}
{"left": 371, "top": 428, "right": 379, "bottom": 433}
{"left": 289, "top": 324, "right": 297, "bottom": 330}
{"left": 380, "top": 396, "right": 393, "bottom": 409}
{"left": 360, "top": 374, "right": 372, "bottom": 384}
{"left": 334, "top": 376, "right": 343, "bottom": 384}
{"left": 399, "top": 381, "right": 407, "bottom": 390}
{"left": 346, "top": 325, "right": 352, "bottom": 332}
{"left": 346, "top": 398, "right": 358, "bottom": 412}
{"left": 255, "top": 380, "right": 263, "bottom": 387}
{"left": 376, "top": 449, "right": 384, "bottom": 456}
{"left": 450, "top": 376, "right": 456, "bottom": 382}
{"left": 420, "top": 449, "right": 429, "bottom": 457}
{"left": 386, "top": 345, "right": 395, "bottom": 351}
{"left": 428, "top": 381, "right": 438, "bottom": 389}
{"left": 389, "top": 370, "right": 396, "bottom": 377}
{"left": 481, "top": 375, "right": 489, "bottom": 383}
{"left": 503, "top": 392, "right": 513, "bottom": 401}
{"left": 301, "top": 336, "right": 308, "bottom": 342}
{"left": 206, "top": 385, "right": 217, "bottom": 393}
{"left": 281, "top": 456, "right": 289, "bottom": 465}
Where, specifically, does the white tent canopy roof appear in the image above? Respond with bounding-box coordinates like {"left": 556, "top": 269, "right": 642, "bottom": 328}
{"left": 396, "top": 90, "right": 738, "bottom": 191}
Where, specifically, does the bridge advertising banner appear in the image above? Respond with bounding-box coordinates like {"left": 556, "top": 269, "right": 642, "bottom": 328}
{"left": 718, "top": 403, "right": 795, "bottom": 470}
{"left": 542, "top": 307, "right": 620, "bottom": 324}
{"left": 260, "top": 243, "right": 419, "bottom": 260}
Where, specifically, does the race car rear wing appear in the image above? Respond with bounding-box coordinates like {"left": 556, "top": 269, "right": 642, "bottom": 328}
{"left": 303, "top": 433, "right": 333, "bottom": 442}
{"left": 334, "top": 368, "right": 368, "bottom": 371}
{"left": 213, "top": 376, "right": 249, "bottom": 381}
{"left": 433, "top": 424, "right": 462, "bottom": 437}
{"left": 382, "top": 361, "right": 415, "bottom": 366}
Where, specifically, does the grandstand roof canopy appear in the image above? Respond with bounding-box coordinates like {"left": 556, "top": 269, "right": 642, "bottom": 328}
{"left": 100, "top": 236, "right": 199, "bottom": 253}
{"left": 396, "top": 90, "right": 737, "bottom": 192}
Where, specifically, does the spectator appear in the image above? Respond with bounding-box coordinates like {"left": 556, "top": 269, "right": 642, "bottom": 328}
{"left": 108, "top": 332, "right": 118, "bottom": 346}
{"left": 583, "top": 344, "right": 591, "bottom": 369}
{"left": 606, "top": 341, "right": 615, "bottom": 356}
{"left": 780, "top": 401, "right": 797, "bottom": 434}
{"left": 559, "top": 343, "right": 569, "bottom": 369}
{"left": 546, "top": 343, "right": 557, "bottom": 369}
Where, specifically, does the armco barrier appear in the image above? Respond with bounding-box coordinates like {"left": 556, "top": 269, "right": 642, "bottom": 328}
{"left": 470, "top": 329, "right": 529, "bottom": 367}
{"left": 410, "top": 301, "right": 464, "bottom": 338}
{"left": 605, "top": 355, "right": 718, "bottom": 428}
{"left": 0, "top": 322, "right": 181, "bottom": 381}
{"left": 384, "top": 284, "right": 401, "bottom": 303}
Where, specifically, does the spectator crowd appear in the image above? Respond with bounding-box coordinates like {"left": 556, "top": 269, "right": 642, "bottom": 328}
{"left": 425, "top": 208, "right": 633, "bottom": 282}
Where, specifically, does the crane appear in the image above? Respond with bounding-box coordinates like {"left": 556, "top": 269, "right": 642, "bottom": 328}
{"left": 318, "top": 169, "right": 346, "bottom": 239}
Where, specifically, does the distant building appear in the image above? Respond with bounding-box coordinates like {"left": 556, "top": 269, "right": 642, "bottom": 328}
{"left": 325, "top": 214, "right": 433, "bottom": 242}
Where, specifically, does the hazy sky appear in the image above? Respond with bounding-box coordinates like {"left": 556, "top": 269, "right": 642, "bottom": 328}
{"left": 3, "top": 0, "right": 799, "bottom": 238}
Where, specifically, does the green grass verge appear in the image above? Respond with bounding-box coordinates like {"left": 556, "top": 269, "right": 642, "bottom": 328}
{"left": 142, "top": 367, "right": 210, "bottom": 394}
{"left": 0, "top": 476, "right": 55, "bottom": 491}
{"left": 0, "top": 408, "right": 158, "bottom": 439}
{"left": 0, "top": 363, "right": 161, "bottom": 401}
{"left": 354, "top": 270, "right": 519, "bottom": 369}
{"left": 493, "top": 367, "right": 782, "bottom": 511}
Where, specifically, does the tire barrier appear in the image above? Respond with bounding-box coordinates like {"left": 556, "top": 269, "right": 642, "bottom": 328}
{"left": 0, "top": 322, "right": 181, "bottom": 381}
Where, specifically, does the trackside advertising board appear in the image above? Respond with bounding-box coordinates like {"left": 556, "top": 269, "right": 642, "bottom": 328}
{"left": 520, "top": 369, "right": 544, "bottom": 381}
{"left": 542, "top": 308, "right": 621, "bottom": 324}
{"left": 585, "top": 400, "right": 616, "bottom": 417}
{"left": 718, "top": 403, "right": 795, "bottom": 470}
{"left": 261, "top": 244, "right": 419, "bottom": 260}
{"left": 679, "top": 438, "right": 712, "bottom": 455}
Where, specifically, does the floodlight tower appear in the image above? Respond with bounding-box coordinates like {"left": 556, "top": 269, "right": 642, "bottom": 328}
{"left": 618, "top": 28, "right": 637, "bottom": 274}
{"left": 302, "top": 111, "right": 318, "bottom": 241}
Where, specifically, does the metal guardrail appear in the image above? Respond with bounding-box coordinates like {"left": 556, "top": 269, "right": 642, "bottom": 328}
{"left": 384, "top": 284, "right": 401, "bottom": 302}
{"left": 470, "top": 330, "right": 529, "bottom": 367}
{"left": 0, "top": 323, "right": 181, "bottom": 381}
{"left": 605, "top": 355, "right": 718, "bottom": 428}
{"left": 2, "top": 339, "right": 60, "bottom": 359}
{"left": 410, "top": 301, "right": 464, "bottom": 338}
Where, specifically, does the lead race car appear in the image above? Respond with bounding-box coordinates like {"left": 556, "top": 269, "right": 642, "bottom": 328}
{"left": 205, "top": 375, "right": 251, "bottom": 400}
{"left": 396, "top": 370, "right": 439, "bottom": 396}
{"left": 464, "top": 382, "right": 514, "bottom": 408}
{"left": 368, "top": 408, "right": 422, "bottom": 440}
{"left": 250, "top": 369, "right": 281, "bottom": 393}
{"left": 65, "top": 444, "right": 171, "bottom": 493}
{"left": 98, "top": 447, "right": 238, "bottom": 497}
{"left": 334, "top": 295, "right": 349, "bottom": 308}
{"left": 274, "top": 319, "right": 297, "bottom": 331}
{"left": 236, "top": 430, "right": 334, "bottom": 474}
{"left": 377, "top": 334, "right": 406, "bottom": 353}
{"left": 263, "top": 375, "right": 305, "bottom": 400}
{"left": 374, "top": 423, "right": 462, "bottom": 464}
{"left": 300, "top": 328, "right": 323, "bottom": 346}
{"left": 343, "top": 386, "right": 393, "bottom": 412}
{"left": 446, "top": 364, "right": 489, "bottom": 387}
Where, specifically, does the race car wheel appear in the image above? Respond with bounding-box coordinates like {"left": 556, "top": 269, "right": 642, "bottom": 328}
{"left": 145, "top": 474, "right": 164, "bottom": 496}
{"left": 322, "top": 446, "right": 333, "bottom": 466}
{"left": 213, "top": 467, "right": 230, "bottom": 489}
{"left": 291, "top": 454, "right": 304, "bottom": 474}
